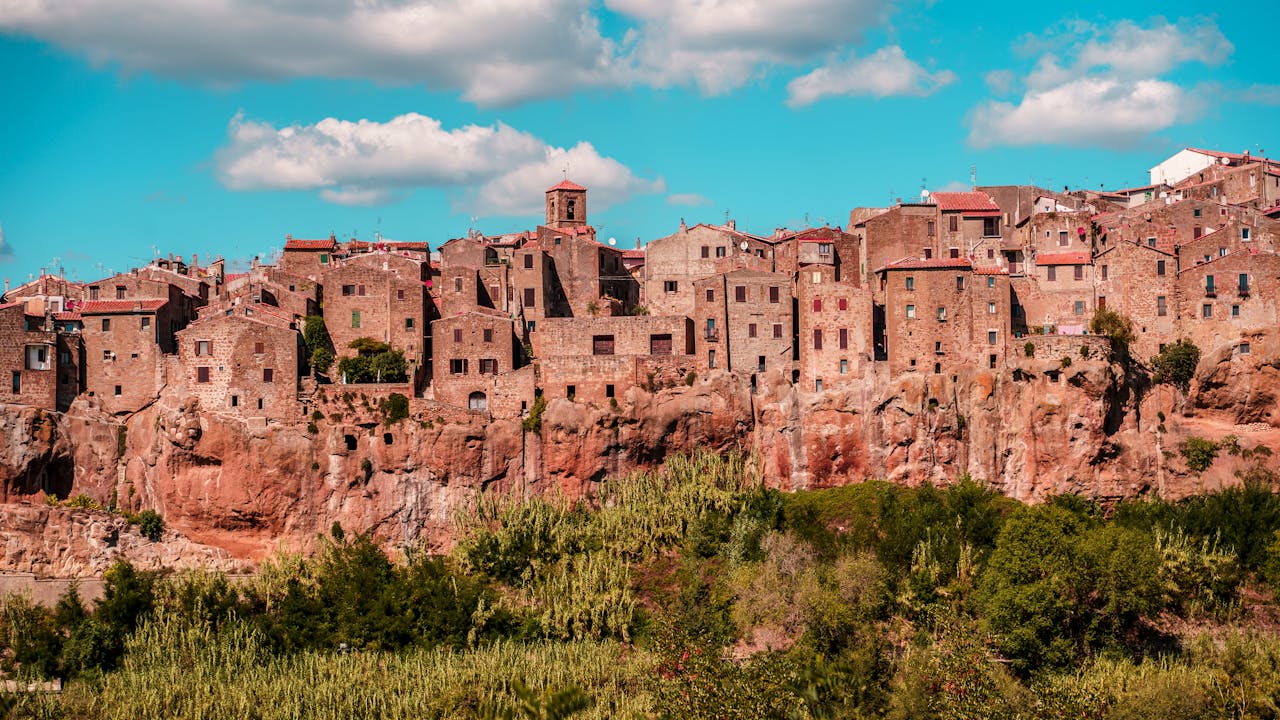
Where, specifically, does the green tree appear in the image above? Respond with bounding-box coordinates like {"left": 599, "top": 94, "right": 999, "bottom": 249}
{"left": 337, "top": 338, "right": 407, "bottom": 383}
{"left": 1152, "top": 338, "right": 1200, "bottom": 390}
{"left": 1089, "top": 308, "right": 1136, "bottom": 358}
{"left": 1179, "top": 436, "right": 1219, "bottom": 474}
{"left": 303, "top": 316, "right": 334, "bottom": 374}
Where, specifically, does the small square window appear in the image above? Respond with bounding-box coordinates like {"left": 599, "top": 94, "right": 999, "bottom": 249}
{"left": 700, "top": 246, "right": 709, "bottom": 259}
{"left": 664, "top": 281, "right": 678, "bottom": 293}
{"left": 1074, "top": 301, "right": 1085, "bottom": 316}
{"left": 397, "top": 289, "right": 405, "bottom": 300}
{"left": 263, "top": 368, "right": 274, "bottom": 383}
{"left": 102, "top": 318, "right": 111, "bottom": 331}
{"left": 715, "top": 246, "right": 727, "bottom": 258}
{"left": 772, "top": 323, "right": 782, "bottom": 339}
{"left": 405, "top": 317, "right": 414, "bottom": 329}
{"left": 988, "top": 330, "right": 997, "bottom": 345}
{"left": 705, "top": 288, "right": 714, "bottom": 302}
{"left": 748, "top": 323, "right": 757, "bottom": 338}
{"left": 114, "top": 385, "right": 122, "bottom": 396}
{"left": 1241, "top": 342, "right": 1251, "bottom": 354}
{"left": 141, "top": 316, "right": 151, "bottom": 330}
{"left": 1232, "top": 304, "right": 1240, "bottom": 317}
{"left": 736, "top": 286, "right": 747, "bottom": 302}
{"left": 906, "top": 305, "right": 916, "bottom": 319}
{"left": 769, "top": 286, "right": 779, "bottom": 303}
{"left": 905, "top": 276, "right": 914, "bottom": 290}
{"left": 254, "top": 341, "right": 264, "bottom": 354}
{"left": 483, "top": 329, "right": 493, "bottom": 343}
{"left": 987, "top": 276, "right": 995, "bottom": 288}
{"left": 1202, "top": 304, "right": 1213, "bottom": 319}
{"left": 936, "top": 307, "right": 946, "bottom": 322}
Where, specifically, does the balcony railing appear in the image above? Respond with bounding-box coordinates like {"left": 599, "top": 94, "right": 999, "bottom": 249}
{"left": 1239, "top": 287, "right": 1251, "bottom": 298}
{"left": 1205, "top": 288, "right": 1217, "bottom": 298}
{"left": 704, "top": 329, "right": 720, "bottom": 342}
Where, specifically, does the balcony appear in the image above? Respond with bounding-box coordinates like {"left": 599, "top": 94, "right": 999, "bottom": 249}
{"left": 1204, "top": 288, "right": 1217, "bottom": 298}
{"left": 1239, "top": 287, "right": 1251, "bottom": 298}
{"left": 704, "top": 329, "right": 720, "bottom": 342}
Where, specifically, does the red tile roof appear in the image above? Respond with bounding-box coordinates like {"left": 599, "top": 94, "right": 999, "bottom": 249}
{"left": 79, "top": 299, "right": 168, "bottom": 314}
{"left": 547, "top": 179, "right": 587, "bottom": 192}
{"left": 621, "top": 249, "right": 645, "bottom": 259}
{"left": 878, "top": 257, "right": 972, "bottom": 272}
{"left": 1035, "top": 251, "right": 1091, "bottom": 266}
{"left": 972, "top": 266, "right": 1009, "bottom": 275}
{"left": 53, "top": 312, "right": 82, "bottom": 321}
{"left": 283, "top": 238, "right": 337, "bottom": 251}
{"left": 0, "top": 301, "right": 23, "bottom": 312}
{"left": 347, "top": 240, "right": 430, "bottom": 251}
{"left": 932, "top": 191, "right": 999, "bottom": 213}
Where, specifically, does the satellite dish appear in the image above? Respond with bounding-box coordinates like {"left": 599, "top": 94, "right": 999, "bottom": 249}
{"left": 920, "top": 189, "right": 931, "bottom": 201}
{"left": 739, "top": 241, "right": 749, "bottom": 251}
{"left": 607, "top": 237, "right": 616, "bottom": 246}
{"left": 1220, "top": 156, "right": 1231, "bottom": 165}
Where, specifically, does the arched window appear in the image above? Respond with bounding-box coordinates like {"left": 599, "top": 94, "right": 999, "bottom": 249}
{"left": 566, "top": 199, "right": 576, "bottom": 220}
{"left": 468, "top": 392, "right": 488, "bottom": 411}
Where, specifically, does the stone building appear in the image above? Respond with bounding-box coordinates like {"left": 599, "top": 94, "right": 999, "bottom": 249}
{"left": 438, "top": 236, "right": 515, "bottom": 317}
{"left": 1175, "top": 250, "right": 1280, "bottom": 356}
{"left": 176, "top": 305, "right": 302, "bottom": 416}
{"left": 0, "top": 303, "right": 58, "bottom": 410}
{"left": 692, "top": 269, "right": 793, "bottom": 375}
{"left": 796, "top": 265, "right": 874, "bottom": 391}
{"left": 321, "top": 251, "right": 430, "bottom": 390}
{"left": 429, "top": 309, "right": 521, "bottom": 412}
{"left": 536, "top": 315, "right": 696, "bottom": 403}
{"left": 278, "top": 235, "right": 338, "bottom": 278}
{"left": 1092, "top": 240, "right": 1177, "bottom": 359}
{"left": 2, "top": 274, "right": 83, "bottom": 315}
{"left": 644, "top": 221, "right": 775, "bottom": 317}
{"left": 1019, "top": 251, "right": 1095, "bottom": 331}
{"left": 878, "top": 259, "right": 1010, "bottom": 377}
{"left": 775, "top": 226, "right": 863, "bottom": 284}
{"left": 79, "top": 298, "right": 176, "bottom": 414}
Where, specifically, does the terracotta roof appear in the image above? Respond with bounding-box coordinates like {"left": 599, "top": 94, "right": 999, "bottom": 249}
{"left": 621, "top": 249, "right": 645, "bottom": 259}
{"left": 547, "top": 179, "right": 587, "bottom": 192}
{"left": 79, "top": 299, "right": 168, "bottom": 314}
{"left": 283, "top": 238, "right": 337, "bottom": 251}
{"left": 1035, "top": 251, "right": 1091, "bottom": 266}
{"left": 347, "top": 240, "right": 430, "bottom": 251}
{"left": 53, "top": 312, "right": 82, "bottom": 321}
{"left": 972, "top": 266, "right": 1009, "bottom": 275}
{"left": 878, "top": 257, "right": 972, "bottom": 272}
{"left": 932, "top": 191, "right": 999, "bottom": 213}
{"left": 0, "top": 301, "right": 23, "bottom": 312}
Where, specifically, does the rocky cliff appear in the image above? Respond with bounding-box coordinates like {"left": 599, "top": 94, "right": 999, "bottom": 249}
{"left": 2, "top": 339, "right": 1278, "bottom": 576}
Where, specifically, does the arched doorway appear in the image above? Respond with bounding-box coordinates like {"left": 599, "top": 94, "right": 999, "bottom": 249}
{"left": 468, "top": 391, "right": 488, "bottom": 411}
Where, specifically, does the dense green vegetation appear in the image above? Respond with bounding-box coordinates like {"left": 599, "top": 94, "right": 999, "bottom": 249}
{"left": 337, "top": 338, "right": 408, "bottom": 383}
{"left": 6, "top": 451, "right": 1280, "bottom": 718}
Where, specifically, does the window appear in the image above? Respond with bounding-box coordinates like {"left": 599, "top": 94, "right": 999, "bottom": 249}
{"left": 840, "top": 359, "right": 849, "bottom": 374}
{"left": 1194, "top": 226, "right": 1203, "bottom": 239}
{"left": 483, "top": 329, "right": 493, "bottom": 343}
{"left": 524, "top": 288, "right": 535, "bottom": 307}
{"left": 405, "top": 317, "right": 415, "bottom": 329}
{"left": 748, "top": 323, "right": 757, "bottom": 338}
{"left": 197, "top": 366, "right": 210, "bottom": 383}
{"left": 706, "top": 288, "right": 714, "bottom": 302}
{"left": 103, "top": 350, "right": 113, "bottom": 361}
{"left": 254, "top": 341, "right": 264, "bottom": 354}
{"left": 817, "top": 243, "right": 832, "bottom": 255}
{"left": 10, "top": 371, "right": 19, "bottom": 394}
{"left": 924, "top": 248, "right": 933, "bottom": 259}
{"left": 196, "top": 340, "right": 211, "bottom": 356}
{"left": 715, "top": 246, "right": 727, "bottom": 258}
{"left": 838, "top": 298, "right": 847, "bottom": 311}
{"left": 988, "top": 301, "right": 996, "bottom": 314}
{"left": 735, "top": 286, "right": 747, "bottom": 302}
{"left": 955, "top": 276, "right": 965, "bottom": 291}
{"left": 479, "top": 359, "right": 498, "bottom": 375}
{"left": 813, "top": 329, "right": 822, "bottom": 350}
{"left": 838, "top": 328, "right": 848, "bottom": 350}
{"left": 950, "top": 247, "right": 960, "bottom": 259}
{"left": 813, "top": 298, "right": 822, "bottom": 312}
{"left": 453, "top": 328, "right": 462, "bottom": 343}
{"left": 1202, "top": 304, "right": 1212, "bottom": 319}
{"left": 988, "top": 330, "right": 997, "bottom": 345}
{"left": 663, "top": 281, "right": 678, "bottom": 293}
{"left": 342, "top": 284, "right": 356, "bottom": 296}
{"left": 102, "top": 318, "right": 111, "bottom": 331}
{"left": 988, "top": 248, "right": 995, "bottom": 259}
{"left": 1219, "top": 247, "right": 1228, "bottom": 258}
{"left": 115, "top": 285, "right": 126, "bottom": 299}
{"left": 772, "top": 323, "right": 782, "bottom": 339}
{"left": 566, "top": 199, "right": 575, "bottom": 219}
{"left": 1147, "top": 237, "right": 1157, "bottom": 247}
{"left": 1157, "top": 296, "right": 1167, "bottom": 316}
{"left": 983, "top": 217, "right": 1000, "bottom": 237}
{"left": 700, "top": 246, "right": 709, "bottom": 259}
{"left": 1243, "top": 227, "right": 1252, "bottom": 241}
{"left": 1206, "top": 275, "right": 1216, "bottom": 294}
{"left": 524, "top": 254, "right": 534, "bottom": 269}
{"left": 397, "top": 289, "right": 405, "bottom": 300}
{"left": 1194, "top": 208, "right": 1202, "bottom": 218}
{"left": 114, "top": 385, "right": 122, "bottom": 396}
{"left": 1232, "top": 304, "right": 1240, "bottom": 317}
{"left": 263, "top": 368, "right": 274, "bottom": 383}
{"left": 453, "top": 278, "right": 462, "bottom": 293}
{"left": 141, "top": 316, "right": 151, "bottom": 330}
{"left": 1047, "top": 266, "right": 1056, "bottom": 281}
{"left": 592, "top": 335, "right": 615, "bottom": 355}
{"left": 936, "top": 307, "right": 946, "bottom": 322}
{"left": 949, "top": 215, "right": 958, "bottom": 232}
{"left": 708, "top": 349, "right": 716, "bottom": 368}
{"left": 1073, "top": 265, "right": 1084, "bottom": 281}
{"left": 1058, "top": 231, "right": 1068, "bottom": 247}
{"left": 1155, "top": 260, "right": 1165, "bottom": 277}
{"left": 357, "top": 285, "right": 366, "bottom": 296}
{"left": 1241, "top": 342, "right": 1251, "bottom": 355}
{"left": 769, "top": 286, "right": 779, "bottom": 303}
{"left": 927, "top": 221, "right": 936, "bottom": 237}
{"left": 815, "top": 379, "right": 823, "bottom": 392}
{"left": 934, "top": 341, "right": 942, "bottom": 354}
{"left": 990, "top": 354, "right": 998, "bottom": 369}
{"left": 89, "top": 286, "right": 99, "bottom": 300}
{"left": 906, "top": 304, "right": 916, "bottom": 319}
{"left": 449, "top": 359, "right": 468, "bottom": 374}
{"left": 650, "top": 334, "right": 672, "bottom": 355}
{"left": 1239, "top": 273, "right": 1250, "bottom": 293}
{"left": 1074, "top": 301, "right": 1085, "bottom": 316}
{"left": 351, "top": 311, "right": 361, "bottom": 328}
{"left": 319, "top": 253, "right": 329, "bottom": 265}
{"left": 905, "top": 276, "right": 914, "bottom": 290}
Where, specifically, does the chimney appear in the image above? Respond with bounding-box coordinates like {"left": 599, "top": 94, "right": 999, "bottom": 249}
{"left": 635, "top": 237, "right": 641, "bottom": 250}
{"left": 679, "top": 218, "right": 687, "bottom": 232}
{"left": 286, "top": 234, "right": 292, "bottom": 241}
{"left": 727, "top": 219, "right": 736, "bottom": 230}
{"left": 191, "top": 253, "right": 198, "bottom": 275}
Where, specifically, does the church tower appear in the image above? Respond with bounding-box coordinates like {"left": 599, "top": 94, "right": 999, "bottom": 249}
{"left": 545, "top": 179, "right": 587, "bottom": 230}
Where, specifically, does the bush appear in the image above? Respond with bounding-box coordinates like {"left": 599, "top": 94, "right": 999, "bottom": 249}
{"left": 1179, "top": 437, "right": 1219, "bottom": 474}
{"left": 1061, "top": 356, "right": 1072, "bottom": 368}
{"left": 306, "top": 422, "right": 319, "bottom": 434}
{"left": 1090, "top": 308, "right": 1136, "bottom": 357}
{"left": 1080, "top": 344, "right": 1092, "bottom": 359}
{"left": 1024, "top": 342, "right": 1035, "bottom": 358}
{"left": 134, "top": 510, "right": 165, "bottom": 541}
{"left": 684, "top": 371, "right": 697, "bottom": 386}
{"left": 1152, "top": 338, "right": 1201, "bottom": 390}
{"left": 522, "top": 394, "right": 547, "bottom": 433}
{"left": 303, "top": 316, "right": 334, "bottom": 374}
{"left": 337, "top": 339, "right": 407, "bottom": 383}
{"left": 381, "top": 393, "right": 410, "bottom": 425}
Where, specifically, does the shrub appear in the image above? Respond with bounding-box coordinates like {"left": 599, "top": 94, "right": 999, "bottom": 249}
{"left": 311, "top": 410, "right": 325, "bottom": 422}
{"left": 1080, "top": 344, "right": 1092, "bottom": 359}
{"left": 1179, "top": 436, "right": 1219, "bottom": 474}
{"left": 684, "top": 371, "right": 696, "bottom": 386}
{"left": 360, "top": 458, "right": 373, "bottom": 480}
{"left": 303, "top": 316, "right": 334, "bottom": 374}
{"left": 381, "top": 393, "right": 410, "bottom": 426}
{"left": 522, "top": 394, "right": 547, "bottom": 433}
{"left": 307, "top": 422, "right": 319, "bottom": 434}
{"left": 1090, "top": 308, "right": 1136, "bottom": 357}
{"left": 1152, "top": 338, "right": 1200, "bottom": 390}
{"left": 1061, "top": 356, "right": 1072, "bottom": 368}
{"left": 337, "top": 339, "right": 406, "bottom": 383}
{"left": 116, "top": 424, "right": 128, "bottom": 457}
{"left": 1024, "top": 341, "right": 1035, "bottom": 358}
{"left": 134, "top": 510, "right": 165, "bottom": 541}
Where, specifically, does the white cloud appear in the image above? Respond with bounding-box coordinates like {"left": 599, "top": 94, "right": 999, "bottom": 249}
{"left": 785, "top": 46, "right": 954, "bottom": 107}
{"left": 0, "top": 0, "right": 625, "bottom": 106}
{"left": 608, "top": 0, "right": 891, "bottom": 95}
{"left": 667, "top": 192, "right": 712, "bottom": 206}
{"left": 1239, "top": 84, "right": 1280, "bottom": 106}
{"left": 214, "top": 112, "right": 662, "bottom": 215}
{"left": 971, "top": 17, "right": 1230, "bottom": 148}
{"left": 984, "top": 69, "right": 1015, "bottom": 95}
{"left": 970, "top": 78, "right": 1196, "bottom": 148}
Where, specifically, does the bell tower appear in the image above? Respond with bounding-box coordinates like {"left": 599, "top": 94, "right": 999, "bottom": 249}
{"left": 545, "top": 179, "right": 587, "bottom": 229}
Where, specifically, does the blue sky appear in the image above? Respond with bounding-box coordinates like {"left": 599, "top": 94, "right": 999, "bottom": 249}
{"left": 1, "top": 0, "right": 1277, "bottom": 282}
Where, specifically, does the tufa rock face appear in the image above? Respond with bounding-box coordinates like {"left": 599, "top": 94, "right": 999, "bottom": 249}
{"left": 2, "top": 335, "right": 1278, "bottom": 572}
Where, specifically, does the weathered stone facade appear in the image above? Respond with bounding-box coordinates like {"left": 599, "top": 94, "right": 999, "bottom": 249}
{"left": 175, "top": 307, "right": 302, "bottom": 417}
